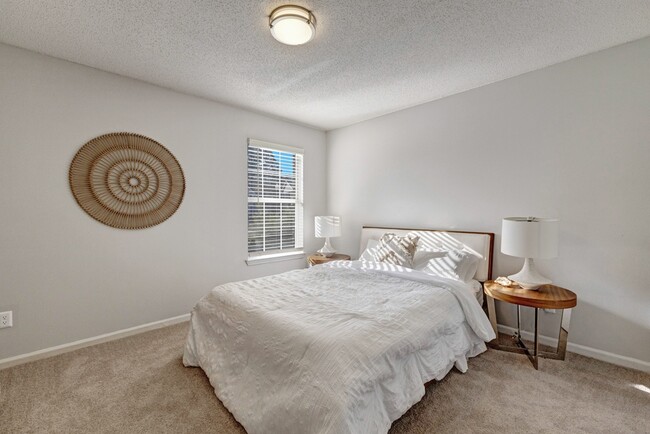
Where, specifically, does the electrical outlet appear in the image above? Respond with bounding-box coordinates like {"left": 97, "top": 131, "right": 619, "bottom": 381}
{"left": 0, "top": 311, "right": 12, "bottom": 328}
{"left": 543, "top": 308, "right": 557, "bottom": 314}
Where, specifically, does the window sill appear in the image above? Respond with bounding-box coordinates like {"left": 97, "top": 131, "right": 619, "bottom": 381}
{"left": 246, "top": 251, "right": 305, "bottom": 266}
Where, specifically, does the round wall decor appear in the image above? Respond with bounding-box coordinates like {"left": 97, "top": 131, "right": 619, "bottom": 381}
{"left": 69, "top": 132, "right": 185, "bottom": 229}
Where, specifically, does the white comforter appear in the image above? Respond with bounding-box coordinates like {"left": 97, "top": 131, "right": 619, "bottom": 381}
{"left": 183, "top": 261, "right": 495, "bottom": 434}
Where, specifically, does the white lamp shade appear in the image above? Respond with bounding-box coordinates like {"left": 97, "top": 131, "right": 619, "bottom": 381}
{"left": 501, "top": 217, "right": 559, "bottom": 259}
{"left": 314, "top": 216, "right": 341, "bottom": 238}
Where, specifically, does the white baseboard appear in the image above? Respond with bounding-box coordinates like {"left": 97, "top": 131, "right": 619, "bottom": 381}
{"left": 497, "top": 324, "right": 650, "bottom": 373}
{"left": 2, "top": 316, "right": 647, "bottom": 373}
{"left": 0, "top": 313, "right": 190, "bottom": 370}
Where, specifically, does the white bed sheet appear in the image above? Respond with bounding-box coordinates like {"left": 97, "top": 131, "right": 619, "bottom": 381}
{"left": 469, "top": 279, "right": 484, "bottom": 305}
{"left": 184, "top": 260, "right": 495, "bottom": 434}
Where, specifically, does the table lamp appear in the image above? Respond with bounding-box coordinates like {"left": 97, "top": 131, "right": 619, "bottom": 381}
{"left": 501, "top": 217, "right": 559, "bottom": 290}
{"left": 314, "top": 216, "right": 341, "bottom": 257}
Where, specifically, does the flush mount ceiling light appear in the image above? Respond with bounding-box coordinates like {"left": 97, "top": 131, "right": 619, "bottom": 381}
{"left": 269, "top": 5, "right": 316, "bottom": 46}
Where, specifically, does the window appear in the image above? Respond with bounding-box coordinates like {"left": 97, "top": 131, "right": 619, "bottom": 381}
{"left": 247, "top": 139, "right": 304, "bottom": 261}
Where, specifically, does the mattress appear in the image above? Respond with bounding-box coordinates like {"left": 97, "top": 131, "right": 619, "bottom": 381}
{"left": 184, "top": 261, "right": 495, "bottom": 434}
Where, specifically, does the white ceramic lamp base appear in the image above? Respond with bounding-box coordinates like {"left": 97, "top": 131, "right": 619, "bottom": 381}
{"left": 508, "top": 258, "right": 552, "bottom": 290}
{"left": 317, "top": 237, "right": 336, "bottom": 257}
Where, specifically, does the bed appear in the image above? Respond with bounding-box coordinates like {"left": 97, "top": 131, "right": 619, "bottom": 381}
{"left": 184, "top": 226, "right": 496, "bottom": 434}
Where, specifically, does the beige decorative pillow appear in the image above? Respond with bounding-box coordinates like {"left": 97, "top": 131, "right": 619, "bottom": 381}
{"left": 371, "top": 233, "right": 420, "bottom": 268}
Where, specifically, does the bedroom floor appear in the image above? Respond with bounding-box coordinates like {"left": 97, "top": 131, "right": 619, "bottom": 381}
{"left": 1, "top": 323, "right": 648, "bottom": 434}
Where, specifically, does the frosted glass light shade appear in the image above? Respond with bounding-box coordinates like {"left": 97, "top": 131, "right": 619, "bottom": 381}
{"left": 269, "top": 5, "right": 316, "bottom": 46}
{"left": 314, "top": 216, "right": 341, "bottom": 238}
{"left": 501, "top": 217, "right": 559, "bottom": 259}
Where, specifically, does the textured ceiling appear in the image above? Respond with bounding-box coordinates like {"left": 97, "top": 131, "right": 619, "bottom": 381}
{"left": 1, "top": 1, "right": 650, "bottom": 130}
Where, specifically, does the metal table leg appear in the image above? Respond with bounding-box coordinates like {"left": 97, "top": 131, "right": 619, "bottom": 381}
{"left": 513, "top": 307, "right": 539, "bottom": 369}
{"left": 487, "top": 295, "right": 498, "bottom": 335}
{"left": 539, "top": 308, "right": 572, "bottom": 360}
{"left": 486, "top": 294, "right": 573, "bottom": 369}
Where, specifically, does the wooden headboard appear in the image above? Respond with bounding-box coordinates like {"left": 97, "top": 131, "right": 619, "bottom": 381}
{"left": 360, "top": 226, "right": 495, "bottom": 282}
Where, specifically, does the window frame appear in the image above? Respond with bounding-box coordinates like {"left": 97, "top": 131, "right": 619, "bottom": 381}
{"left": 245, "top": 138, "right": 304, "bottom": 265}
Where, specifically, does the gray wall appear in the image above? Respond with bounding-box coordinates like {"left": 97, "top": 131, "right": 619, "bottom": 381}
{"left": 327, "top": 37, "right": 650, "bottom": 365}
{"left": 2, "top": 37, "right": 649, "bottom": 368}
{"left": 0, "top": 44, "right": 327, "bottom": 360}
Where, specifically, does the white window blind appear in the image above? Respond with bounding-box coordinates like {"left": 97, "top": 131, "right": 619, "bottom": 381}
{"left": 247, "top": 139, "right": 304, "bottom": 258}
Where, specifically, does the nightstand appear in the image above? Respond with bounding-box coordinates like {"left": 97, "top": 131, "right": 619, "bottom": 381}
{"left": 307, "top": 253, "right": 351, "bottom": 267}
{"left": 484, "top": 280, "right": 577, "bottom": 369}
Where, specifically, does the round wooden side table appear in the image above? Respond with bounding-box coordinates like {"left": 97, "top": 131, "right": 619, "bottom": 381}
{"left": 484, "top": 280, "right": 577, "bottom": 369}
{"left": 307, "top": 253, "right": 351, "bottom": 267}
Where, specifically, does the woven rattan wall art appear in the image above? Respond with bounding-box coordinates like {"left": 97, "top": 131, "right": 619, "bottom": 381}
{"left": 69, "top": 132, "right": 185, "bottom": 229}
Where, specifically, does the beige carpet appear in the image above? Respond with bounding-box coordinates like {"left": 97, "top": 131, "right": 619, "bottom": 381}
{"left": 1, "top": 323, "right": 648, "bottom": 434}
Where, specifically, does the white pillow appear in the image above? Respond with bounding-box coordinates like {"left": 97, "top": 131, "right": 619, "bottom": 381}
{"left": 359, "top": 239, "right": 380, "bottom": 261}
{"left": 416, "top": 250, "right": 480, "bottom": 282}
{"left": 412, "top": 249, "right": 448, "bottom": 269}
